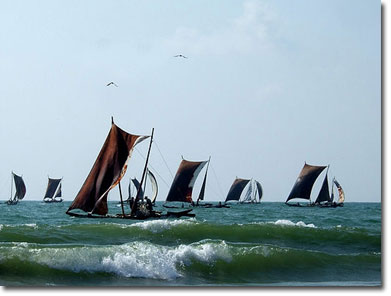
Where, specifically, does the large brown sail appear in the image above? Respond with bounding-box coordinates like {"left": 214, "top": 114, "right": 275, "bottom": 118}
{"left": 225, "top": 178, "right": 250, "bottom": 202}
{"left": 286, "top": 163, "right": 327, "bottom": 203}
{"left": 166, "top": 159, "right": 207, "bottom": 203}
{"left": 67, "top": 121, "right": 148, "bottom": 215}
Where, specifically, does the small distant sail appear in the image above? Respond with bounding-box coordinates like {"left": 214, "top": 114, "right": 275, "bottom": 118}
{"left": 43, "top": 178, "right": 62, "bottom": 202}
{"left": 196, "top": 158, "right": 210, "bottom": 204}
{"left": 131, "top": 178, "right": 144, "bottom": 200}
{"left": 166, "top": 159, "right": 207, "bottom": 203}
{"left": 147, "top": 169, "right": 158, "bottom": 204}
{"left": 55, "top": 183, "right": 62, "bottom": 198}
{"left": 9, "top": 172, "right": 26, "bottom": 204}
{"left": 334, "top": 179, "right": 345, "bottom": 203}
{"left": 66, "top": 121, "right": 149, "bottom": 216}
{"left": 242, "top": 181, "right": 253, "bottom": 202}
{"left": 314, "top": 174, "right": 330, "bottom": 204}
{"left": 286, "top": 163, "right": 327, "bottom": 203}
{"left": 255, "top": 180, "right": 263, "bottom": 202}
{"left": 225, "top": 178, "right": 250, "bottom": 202}
{"left": 13, "top": 173, "right": 26, "bottom": 200}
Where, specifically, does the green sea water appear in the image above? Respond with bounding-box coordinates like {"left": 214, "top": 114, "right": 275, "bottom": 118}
{"left": 0, "top": 201, "right": 381, "bottom": 286}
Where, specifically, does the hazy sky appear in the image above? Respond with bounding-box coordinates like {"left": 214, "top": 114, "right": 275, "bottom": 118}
{"left": 0, "top": 0, "right": 380, "bottom": 202}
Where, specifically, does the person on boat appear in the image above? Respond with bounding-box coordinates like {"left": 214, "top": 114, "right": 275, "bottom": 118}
{"left": 128, "top": 196, "right": 134, "bottom": 206}
{"left": 145, "top": 196, "right": 153, "bottom": 212}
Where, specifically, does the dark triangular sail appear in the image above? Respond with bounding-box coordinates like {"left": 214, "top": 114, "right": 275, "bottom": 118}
{"left": 131, "top": 178, "right": 144, "bottom": 200}
{"left": 286, "top": 163, "right": 327, "bottom": 203}
{"left": 225, "top": 178, "right": 250, "bottom": 202}
{"left": 44, "top": 178, "right": 62, "bottom": 200}
{"left": 13, "top": 173, "right": 26, "bottom": 200}
{"left": 166, "top": 159, "right": 207, "bottom": 203}
{"left": 66, "top": 121, "right": 148, "bottom": 215}
{"left": 314, "top": 174, "right": 330, "bottom": 204}
{"left": 255, "top": 180, "right": 263, "bottom": 202}
{"left": 196, "top": 159, "right": 210, "bottom": 203}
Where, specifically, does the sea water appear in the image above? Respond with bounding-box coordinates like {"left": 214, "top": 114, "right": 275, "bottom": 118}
{"left": 0, "top": 201, "right": 381, "bottom": 286}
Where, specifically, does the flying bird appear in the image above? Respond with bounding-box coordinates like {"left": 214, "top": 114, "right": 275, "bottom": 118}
{"left": 106, "top": 82, "right": 118, "bottom": 87}
{"left": 173, "top": 54, "right": 188, "bottom": 59}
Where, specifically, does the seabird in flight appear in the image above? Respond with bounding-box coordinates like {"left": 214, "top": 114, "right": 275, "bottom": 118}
{"left": 106, "top": 82, "right": 118, "bottom": 87}
{"left": 173, "top": 54, "right": 188, "bottom": 59}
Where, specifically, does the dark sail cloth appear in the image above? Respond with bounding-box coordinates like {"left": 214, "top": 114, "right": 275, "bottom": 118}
{"left": 67, "top": 123, "right": 147, "bottom": 215}
{"left": 286, "top": 163, "right": 326, "bottom": 203}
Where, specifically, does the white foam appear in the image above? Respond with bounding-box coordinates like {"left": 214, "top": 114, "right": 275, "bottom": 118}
{"left": 5, "top": 240, "right": 233, "bottom": 280}
{"left": 273, "top": 219, "right": 316, "bottom": 228}
{"left": 115, "top": 218, "right": 197, "bottom": 232}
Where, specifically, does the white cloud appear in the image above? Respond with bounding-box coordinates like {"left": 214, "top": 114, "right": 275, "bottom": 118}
{"left": 164, "top": 0, "right": 276, "bottom": 56}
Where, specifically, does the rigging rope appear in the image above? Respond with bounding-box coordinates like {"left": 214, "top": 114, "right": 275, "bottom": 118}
{"left": 153, "top": 140, "right": 174, "bottom": 179}
{"left": 134, "top": 147, "right": 171, "bottom": 189}
{"left": 210, "top": 163, "right": 225, "bottom": 200}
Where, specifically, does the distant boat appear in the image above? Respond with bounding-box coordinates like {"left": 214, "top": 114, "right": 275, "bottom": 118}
{"left": 285, "top": 162, "right": 344, "bottom": 207}
{"left": 163, "top": 158, "right": 208, "bottom": 210}
{"left": 224, "top": 177, "right": 262, "bottom": 204}
{"left": 240, "top": 179, "right": 263, "bottom": 204}
{"left": 316, "top": 177, "right": 345, "bottom": 208}
{"left": 66, "top": 118, "right": 193, "bottom": 219}
{"left": 123, "top": 168, "right": 158, "bottom": 205}
{"left": 43, "top": 177, "right": 63, "bottom": 203}
{"left": 6, "top": 172, "right": 26, "bottom": 205}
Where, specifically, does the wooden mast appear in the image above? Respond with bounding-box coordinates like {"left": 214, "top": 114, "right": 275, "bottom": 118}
{"left": 131, "top": 128, "right": 154, "bottom": 216}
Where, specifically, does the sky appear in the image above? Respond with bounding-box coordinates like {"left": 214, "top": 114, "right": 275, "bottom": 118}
{"left": 0, "top": 0, "right": 381, "bottom": 202}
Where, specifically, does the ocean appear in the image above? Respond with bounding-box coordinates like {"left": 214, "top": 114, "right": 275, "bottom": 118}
{"left": 0, "top": 201, "right": 381, "bottom": 287}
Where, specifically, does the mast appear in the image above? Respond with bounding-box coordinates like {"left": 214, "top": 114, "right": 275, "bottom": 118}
{"left": 118, "top": 181, "right": 126, "bottom": 216}
{"left": 196, "top": 156, "right": 210, "bottom": 204}
{"left": 10, "top": 172, "right": 13, "bottom": 202}
{"left": 131, "top": 128, "right": 154, "bottom": 216}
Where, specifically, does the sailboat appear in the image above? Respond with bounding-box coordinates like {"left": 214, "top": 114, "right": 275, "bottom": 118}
{"left": 163, "top": 157, "right": 208, "bottom": 212}
{"left": 6, "top": 172, "right": 26, "bottom": 205}
{"left": 240, "top": 179, "right": 263, "bottom": 203}
{"left": 123, "top": 169, "right": 158, "bottom": 205}
{"left": 66, "top": 118, "right": 193, "bottom": 219}
{"left": 43, "top": 177, "right": 63, "bottom": 203}
{"left": 316, "top": 177, "right": 345, "bottom": 207}
{"left": 285, "top": 162, "right": 344, "bottom": 207}
{"left": 224, "top": 177, "right": 257, "bottom": 204}
{"left": 285, "top": 162, "right": 326, "bottom": 207}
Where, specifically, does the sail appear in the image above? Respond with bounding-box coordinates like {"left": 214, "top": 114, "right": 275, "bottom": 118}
{"left": 13, "top": 173, "right": 26, "bottom": 200}
{"left": 131, "top": 178, "right": 144, "bottom": 200}
{"left": 55, "top": 183, "right": 62, "bottom": 198}
{"left": 334, "top": 179, "right": 345, "bottom": 203}
{"left": 67, "top": 121, "right": 148, "bottom": 215}
{"left": 255, "top": 180, "right": 263, "bottom": 202}
{"left": 286, "top": 163, "right": 327, "bottom": 203}
{"left": 242, "top": 181, "right": 253, "bottom": 202}
{"left": 225, "top": 178, "right": 250, "bottom": 202}
{"left": 314, "top": 174, "right": 330, "bottom": 204}
{"left": 166, "top": 159, "right": 207, "bottom": 203}
{"left": 44, "top": 178, "right": 62, "bottom": 199}
{"left": 196, "top": 159, "right": 210, "bottom": 203}
{"left": 147, "top": 169, "right": 158, "bottom": 204}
